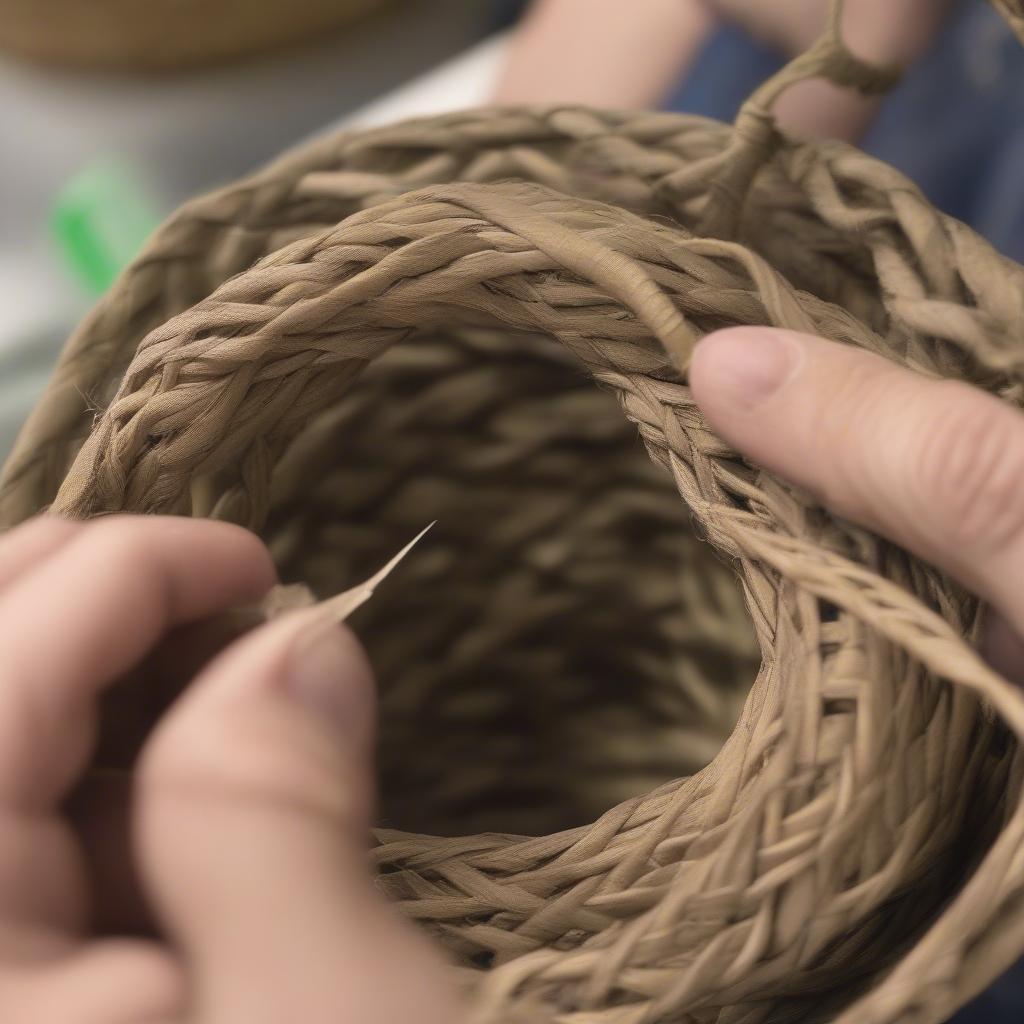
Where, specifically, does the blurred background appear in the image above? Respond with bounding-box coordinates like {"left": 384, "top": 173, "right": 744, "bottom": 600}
{"left": 3, "top": 0, "right": 1024, "bottom": 464}
{"left": 0, "top": 1, "right": 1022, "bottom": 1017}
{"left": 0, "top": 0, "right": 508, "bottom": 463}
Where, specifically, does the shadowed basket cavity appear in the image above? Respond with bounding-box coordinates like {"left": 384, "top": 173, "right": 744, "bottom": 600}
{"left": 4, "top": 70, "right": 1024, "bottom": 1024}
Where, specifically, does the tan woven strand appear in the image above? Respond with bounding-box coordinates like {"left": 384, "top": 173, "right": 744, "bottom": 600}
{"left": 4, "top": 4, "right": 1024, "bottom": 1023}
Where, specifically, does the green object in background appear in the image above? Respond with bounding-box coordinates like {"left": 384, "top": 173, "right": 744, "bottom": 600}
{"left": 50, "top": 160, "right": 160, "bottom": 296}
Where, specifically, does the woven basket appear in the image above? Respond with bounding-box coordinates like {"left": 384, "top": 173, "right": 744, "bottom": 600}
{"left": 5, "top": 6, "right": 1024, "bottom": 1023}
{"left": 0, "top": 0, "right": 391, "bottom": 70}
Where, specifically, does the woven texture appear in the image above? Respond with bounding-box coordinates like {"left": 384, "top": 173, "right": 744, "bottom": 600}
{"left": 4, "top": 7, "right": 1024, "bottom": 1023}
{"left": 0, "top": 0, "right": 390, "bottom": 70}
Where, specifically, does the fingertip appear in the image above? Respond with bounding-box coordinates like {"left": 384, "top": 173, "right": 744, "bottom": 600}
{"left": 142, "top": 516, "right": 279, "bottom": 596}
{"left": 134, "top": 611, "right": 384, "bottom": 982}
{"left": 285, "top": 619, "right": 376, "bottom": 743}
{"left": 182, "top": 610, "right": 375, "bottom": 720}
{"left": 211, "top": 520, "right": 279, "bottom": 597}
{"left": 139, "top": 609, "right": 378, "bottom": 794}
{"left": 690, "top": 327, "right": 805, "bottom": 416}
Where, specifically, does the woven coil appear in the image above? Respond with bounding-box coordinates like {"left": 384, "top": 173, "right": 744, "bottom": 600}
{"left": 3, "top": 6, "right": 1024, "bottom": 1023}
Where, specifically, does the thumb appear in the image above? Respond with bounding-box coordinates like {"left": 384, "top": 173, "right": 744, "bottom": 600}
{"left": 689, "top": 327, "right": 1024, "bottom": 657}
{"left": 135, "top": 611, "right": 463, "bottom": 1024}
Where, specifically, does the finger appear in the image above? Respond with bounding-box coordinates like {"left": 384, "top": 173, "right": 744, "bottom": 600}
{"left": 984, "top": 612, "right": 1024, "bottom": 688}
{"left": 690, "top": 328, "right": 1024, "bottom": 639}
{"left": 69, "top": 616, "right": 271, "bottom": 937}
{"left": 0, "top": 516, "right": 82, "bottom": 593}
{"left": 137, "top": 613, "right": 463, "bottom": 1024}
{"left": 0, "top": 810, "right": 89, "bottom": 944}
{"left": 0, "top": 939, "right": 183, "bottom": 1024}
{"left": 94, "top": 610, "right": 268, "bottom": 773}
{"left": 67, "top": 773, "right": 150, "bottom": 936}
{"left": 0, "top": 515, "right": 276, "bottom": 811}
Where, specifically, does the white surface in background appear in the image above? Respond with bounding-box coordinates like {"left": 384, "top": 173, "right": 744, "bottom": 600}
{"left": 340, "top": 34, "right": 507, "bottom": 128}
{"left": 0, "top": 0, "right": 489, "bottom": 352}
{"left": 0, "top": 4, "right": 503, "bottom": 461}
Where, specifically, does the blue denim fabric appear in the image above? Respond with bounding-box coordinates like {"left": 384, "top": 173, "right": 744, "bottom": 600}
{"left": 665, "top": 0, "right": 1024, "bottom": 261}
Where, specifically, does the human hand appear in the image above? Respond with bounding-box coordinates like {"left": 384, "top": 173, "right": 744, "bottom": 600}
{"left": 493, "top": 0, "right": 716, "bottom": 107}
{"left": 495, "top": 0, "right": 954, "bottom": 141}
{"left": 0, "top": 516, "right": 462, "bottom": 1023}
{"left": 703, "top": 0, "right": 957, "bottom": 141}
{"left": 690, "top": 328, "right": 1024, "bottom": 683}
{"left": 705, "top": 0, "right": 954, "bottom": 66}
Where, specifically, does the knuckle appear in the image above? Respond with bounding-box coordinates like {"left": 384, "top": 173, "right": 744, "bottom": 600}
{"left": 908, "top": 382, "right": 1024, "bottom": 554}
{"left": 85, "top": 517, "right": 176, "bottom": 606}
{"left": 87, "top": 514, "right": 275, "bottom": 590}
{"left": 86, "top": 516, "right": 158, "bottom": 567}
{"left": 138, "top": 708, "right": 367, "bottom": 827}
{"left": 23, "top": 515, "right": 82, "bottom": 543}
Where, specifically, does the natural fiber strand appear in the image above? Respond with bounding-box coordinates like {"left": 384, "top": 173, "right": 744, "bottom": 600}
{"left": 3, "top": 3, "right": 1024, "bottom": 1022}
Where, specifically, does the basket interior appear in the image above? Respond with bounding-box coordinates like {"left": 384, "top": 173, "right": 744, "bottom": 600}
{"left": 261, "top": 325, "right": 760, "bottom": 837}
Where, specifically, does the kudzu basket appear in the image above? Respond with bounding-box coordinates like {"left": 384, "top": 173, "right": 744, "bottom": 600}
{"left": 4, "top": 8, "right": 1024, "bottom": 1024}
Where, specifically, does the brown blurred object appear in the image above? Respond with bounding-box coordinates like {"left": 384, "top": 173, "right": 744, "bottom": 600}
{"left": 0, "top": 0, "right": 394, "bottom": 71}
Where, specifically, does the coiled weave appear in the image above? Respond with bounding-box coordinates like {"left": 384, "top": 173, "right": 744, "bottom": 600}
{"left": 3, "top": 6, "right": 1024, "bottom": 1022}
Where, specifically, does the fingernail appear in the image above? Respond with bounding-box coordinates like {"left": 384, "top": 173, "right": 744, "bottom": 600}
{"left": 699, "top": 328, "right": 801, "bottom": 410}
{"left": 286, "top": 618, "right": 363, "bottom": 737}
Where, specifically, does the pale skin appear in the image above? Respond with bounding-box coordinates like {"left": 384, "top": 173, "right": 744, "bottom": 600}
{"left": 2, "top": 328, "right": 1023, "bottom": 1020}
{"left": 2, "top": 6, "right": 1020, "bottom": 1012}
{"left": 494, "top": 0, "right": 955, "bottom": 141}
{"left": 0, "top": 517, "right": 463, "bottom": 1023}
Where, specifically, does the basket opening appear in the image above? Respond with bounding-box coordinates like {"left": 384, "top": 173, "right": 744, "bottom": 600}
{"left": 265, "top": 327, "right": 759, "bottom": 837}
